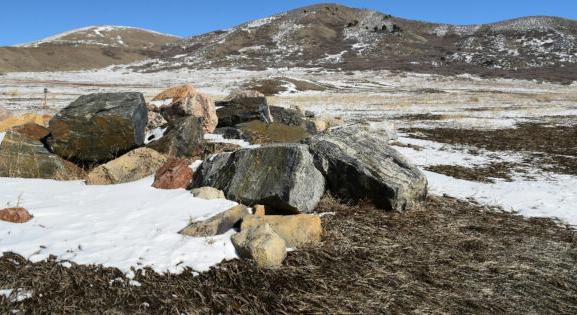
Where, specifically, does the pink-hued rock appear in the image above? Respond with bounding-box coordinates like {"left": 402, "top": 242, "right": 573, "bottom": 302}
{"left": 152, "top": 158, "right": 193, "bottom": 189}
{"left": 0, "top": 207, "right": 33, "bottom": 223}
{"left": 152, "top": 85, "right": 218, "bottom": 133}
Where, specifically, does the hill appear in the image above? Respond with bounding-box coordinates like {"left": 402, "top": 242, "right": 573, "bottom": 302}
{"left": 139, "top": 4, "right": 577, "bottom": 82}
{"left": 0, "top": 26, "right": 179, "bottom": 72}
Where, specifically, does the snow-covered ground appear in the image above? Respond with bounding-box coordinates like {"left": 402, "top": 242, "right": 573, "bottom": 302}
{"left": 392, "top": 136, "right": 577, "bottom": 226}
{"left": 0, "top": 176, "right": 239, "bottom": 276}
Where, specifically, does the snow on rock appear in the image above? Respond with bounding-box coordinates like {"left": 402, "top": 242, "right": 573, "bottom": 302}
{"left": 0, "top": 176, "right": 240, "bottom": 275}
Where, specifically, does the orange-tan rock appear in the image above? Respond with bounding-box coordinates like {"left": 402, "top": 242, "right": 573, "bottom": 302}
{"left": 241, "top": 214, "right": 322, "bottom": 248}
{"left": 0, "top": 113, "right": 51, "bottom": 132}
{"left": 86, "top": 148, "right": 168, "bottom": 185}
{"left": 152, "top": 84, "right": 218, "bottom": 133}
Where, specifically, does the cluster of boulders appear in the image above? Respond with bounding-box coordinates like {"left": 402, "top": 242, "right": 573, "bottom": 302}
{"left": 0, "top": 84, "right": 428, "bottom": 268}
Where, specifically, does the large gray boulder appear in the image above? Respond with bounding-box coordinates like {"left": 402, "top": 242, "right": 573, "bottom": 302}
{"left": 0, "top": 131, "right": 85, "bottom": 180}
{"left": 147, "top": 116, "right": 205, "bottom": 158}
{"left": 193, "top": 144, "right": 325, "bottom": 213}
{"left": 46, "top": 92, "right": 147, "bottom": 164}
{"left": 305, "top": 125, "right": 427, "bottom": 211}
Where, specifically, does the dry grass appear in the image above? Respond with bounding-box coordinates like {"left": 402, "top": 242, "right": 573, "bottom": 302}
{"left": 425, "top": 162, "right": 517, "bottom": 183}
{"left": 1, "top": 195, "right": 576, "bottom": 314}
{"left": 406, "top": 123, "right": 577, "bottom": 175}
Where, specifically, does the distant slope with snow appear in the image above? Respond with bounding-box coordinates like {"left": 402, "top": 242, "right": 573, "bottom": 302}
{"left": 141, "top": 4, "right": 577, "bottom": 83}
{"left": 0, "top": 26, "right": 179, "bottom": 72}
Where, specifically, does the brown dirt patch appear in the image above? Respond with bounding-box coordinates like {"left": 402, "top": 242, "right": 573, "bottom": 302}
{"left": 406, "top": 123, "right": 577, "bottom": 175}
{"left": 2, "top": 195, "right": 576, "bottom": 314}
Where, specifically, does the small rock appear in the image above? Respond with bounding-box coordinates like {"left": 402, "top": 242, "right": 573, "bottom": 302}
{"left": 304, "top": 110, "right": 316, "bottom": 118}
{"left": 152, "top": 158, "right": 193, "bottom": 189}
{"left": 146, "top": 110, "right": 167, "bottom": 132}
{"left": 152, "top": 84, "right": 218, "bottom": 133}
{"left": 254, "top": 205, "right": 266, "bottom": 217}
{"left": 45, "top": 92, "right": 148, "bottom": 164}
{"left": 232, "top": 223, "right": 287, "bottom": 268}
{"left": 179, "top": 204, "right": 250, "bottom": 237}
{"left": 191, "top": 186, "right": 226, "bottom": 200}
{"left": 0, "top": 207, "right": 33, "bottom": 223}
{"left": 304, "top": 118, "right": 328, "bottom": 134}
{"left": 241, "top": 214, "right": 322, "bottom": 248}
{"left": 147, "top": 116, "right": 205, "bottom": 158}
{"left": 86, "top": 148, "right": 168, "bottom": 185}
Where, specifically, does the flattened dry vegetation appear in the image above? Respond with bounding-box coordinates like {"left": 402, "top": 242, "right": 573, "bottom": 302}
{"left": 406, "top": 123, "right": 577, "bottom": 175}
{"left": 425, "top": 162, "right": 517, "bottom": 183}
{"left": 242, "top": 77, "right": 329, "bottom": 96}
{"left": 2, "top": 195, "right": 577, "bottom": 314}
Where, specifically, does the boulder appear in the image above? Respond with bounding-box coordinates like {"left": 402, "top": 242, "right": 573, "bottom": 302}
{"left": 147, "top": 116, "right": 205, "bottom": 158}
{"left": 241, "top": 214, "right": 322, "bottom": 248}
{"left": 179, "top": 204, "right": 250, "bottom": 237}
{"left": 86, "top": 148, "right": 168, "bottom": 185}
{"left": 10, "top": 123, "right": 49, "bottom": 141}
{"left": 214, "top": 127, "right": 246, "bottom": 140}
{"left": 152, "top": 158, "right": 193, "bottom": 189}
{"left": 191, "top": 186, "right": 226, "bottom": 200}
{"left": 231, "top": 223, "right": 287, "bottom": 268}
{"left": 193, "top": 144, "right": 325, "bottom": 213}
{"left": 0, "top": 113, "right": 51, "bottom": 132}
{"left": 216, "top": 97, "right": 304, "bottom": 128}
{"left": 305, "top": 125, "right": 427, "bottom": 211}
{"left": 45, "top": 93, "right": 147, "bottom": 164}
{"left": 198, "top": 142, "right": 241, "bottom": 160}
{"left": 0, "top": 207, "right": 33, "bottom": 224}
{"left": 236, "top": 120, "right": 310, "bottom": 145}
{"left": 152, "top": 84, "right": 218, "bottom": 133}
{"left": 0, "top": 105, "right": 10, "bottom": 121}
{"left": 0, "top": 131, "right": 85, "bottom": 180}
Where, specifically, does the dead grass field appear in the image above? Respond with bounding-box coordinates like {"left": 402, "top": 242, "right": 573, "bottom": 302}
{"left": 2, "top": 195, "right": 576, "bottom": 314}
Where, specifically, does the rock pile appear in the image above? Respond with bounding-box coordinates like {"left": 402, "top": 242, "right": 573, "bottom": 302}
{"left": 1, "top": 84, "right": 429, "bottom": 268}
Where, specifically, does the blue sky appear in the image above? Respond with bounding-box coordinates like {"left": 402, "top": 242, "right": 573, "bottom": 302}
{"left": 1, "top": 0, "right": 576, "bottom": 46}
